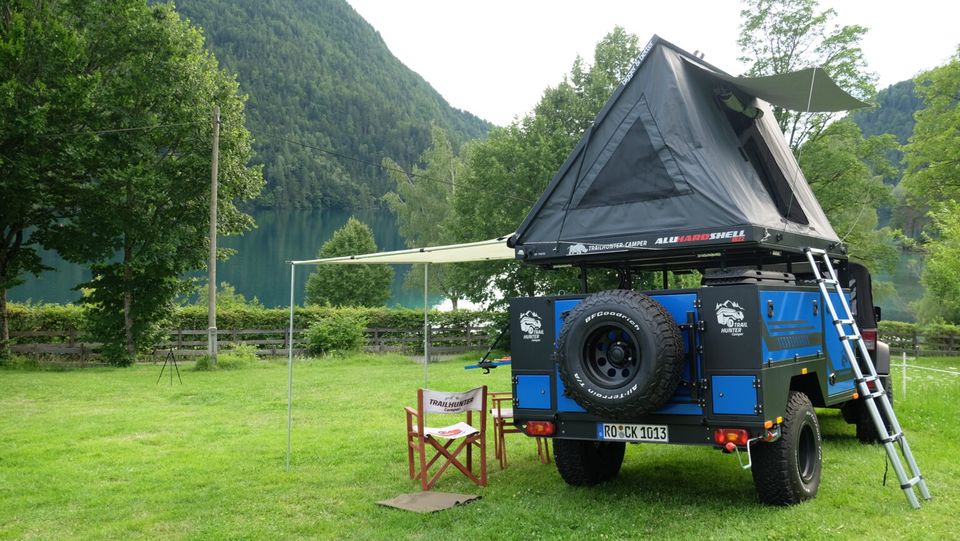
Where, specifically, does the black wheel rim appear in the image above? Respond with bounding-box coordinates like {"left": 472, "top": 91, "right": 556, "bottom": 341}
{"left": 796, "top": 421, "right": 817, "bottom": 484}
{"left": 582, "top": 323, "right": 640, "bottom": 389}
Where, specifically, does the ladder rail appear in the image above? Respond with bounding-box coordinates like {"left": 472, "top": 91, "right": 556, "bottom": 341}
{"left": 804, "top": 248, "right": 930, "bottom": 508}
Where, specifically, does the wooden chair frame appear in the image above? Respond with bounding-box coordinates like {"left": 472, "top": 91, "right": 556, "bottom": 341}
{"left": 490, "top": 391, "right": 551, "bottom": 469}
{"left": 405, "top": 386, "right": 487, "bottom": 490}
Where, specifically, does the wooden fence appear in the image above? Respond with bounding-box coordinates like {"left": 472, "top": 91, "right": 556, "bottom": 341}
{"left": 881, "top": 329, "right": 960, "bottom": 357}
{"left": 8, "top": 325, "right": 494, "bottom": 360}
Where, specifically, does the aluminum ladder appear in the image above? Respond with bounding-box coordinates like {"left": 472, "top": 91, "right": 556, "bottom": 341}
{"left": 805, "top": 247, "right": 930, "bottom": 508}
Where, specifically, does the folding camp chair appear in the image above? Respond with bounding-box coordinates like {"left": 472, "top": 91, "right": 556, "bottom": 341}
{"left": 489, "top": 391, "right": 551, "bottom": 469}
{"left": 405, "top": 386, "right": 487, "bottom": 490}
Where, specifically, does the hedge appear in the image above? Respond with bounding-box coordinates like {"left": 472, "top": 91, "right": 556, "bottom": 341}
{"left": 5, "top": 302, "right": 503, "bottom": 337}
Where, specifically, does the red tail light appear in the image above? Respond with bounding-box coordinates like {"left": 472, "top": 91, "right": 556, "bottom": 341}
{"left": 861, "top": 328, "right": 877, "bottom": 351}
{"left": 713, "top": 428, "right": 749, "bottom": 447}
{"left": 526, "top": 421, "right": 555, "bottom": 436}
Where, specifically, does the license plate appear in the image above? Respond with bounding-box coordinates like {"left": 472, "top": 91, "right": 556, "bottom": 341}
{"left": 597, "top": 423, "right": 669, "bottom": 442}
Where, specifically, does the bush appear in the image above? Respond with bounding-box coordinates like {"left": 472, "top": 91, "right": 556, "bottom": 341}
{"left": 305, "top": 312, "right": 367, "bottom": 355}
{"left": 194, "top": 343, "right": 258, "bottom": 370}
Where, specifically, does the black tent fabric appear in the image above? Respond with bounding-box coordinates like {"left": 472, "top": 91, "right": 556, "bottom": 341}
{"left": 511, "top": 36, "right": 865, "bottom": 269}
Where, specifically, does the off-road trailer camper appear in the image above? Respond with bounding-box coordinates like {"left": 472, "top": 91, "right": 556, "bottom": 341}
{"left": 504, "top": 36, "right": 928, "bottom": 507}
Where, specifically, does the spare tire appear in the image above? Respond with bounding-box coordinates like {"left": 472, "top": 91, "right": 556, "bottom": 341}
{"left": 558, "top": 289, "right": 684, "bottom": 418}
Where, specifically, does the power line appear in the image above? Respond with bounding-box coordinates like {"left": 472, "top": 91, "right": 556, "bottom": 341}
{"left": 41, "top": 120, "right": 206, "bottom": 138}
{"left": 272, "top": 135, "right": 538, "bottom": 205}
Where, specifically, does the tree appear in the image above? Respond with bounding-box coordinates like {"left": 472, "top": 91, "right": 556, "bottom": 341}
{"left": 901, "top": 49, "right": 960, "bottom": 208}
{"left": 305, "top": 217, "right": 393, "bottom": 307}
{"left": 383, "top": 127, "right": 465, "bottom": 307}
{"left": 901, "top": 50, "right": 960, "bottom": 322}
{"left": 797, "top": 119, "right": 898, "bottom": 270}
{"left": 30, "top": 0, "right": 263, "bottom": 364}
{"left": 916, "top": 202, "right": 960, "bottom": 323}
{"left": 450, "top": 28, "right": 643, "bottom": 305}
{"left": 0, "top": 1, "right": 99, "bottom": 355}
{"left": 738, "top": 0, "right": 875, "bottom": 149}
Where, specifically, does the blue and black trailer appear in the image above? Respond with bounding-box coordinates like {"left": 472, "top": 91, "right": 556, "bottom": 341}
{"left": 507, "top": 266, "right": 889, "bottom": 504}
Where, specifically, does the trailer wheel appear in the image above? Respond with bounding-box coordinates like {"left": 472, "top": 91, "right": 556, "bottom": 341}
{"left": 751, "top": 391, "right": 822, "bottom": 505}
{"left": 558, "top": 289, "right": 683, "bottom": 418}
{"left": 856, "top": 375, "right": 894, "bottom": 444}
{"left": 554, "top": 439, "right": 626, "bottom": 486}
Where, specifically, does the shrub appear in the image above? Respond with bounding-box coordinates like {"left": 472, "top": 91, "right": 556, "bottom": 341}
{"left": 194, "top": 343, "right": 258, "bottom": 370}
{"left": 305, "top": 312, "right": 367, "bottom": 355}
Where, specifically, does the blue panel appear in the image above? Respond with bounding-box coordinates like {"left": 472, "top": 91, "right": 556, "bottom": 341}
{"left": 712, "top": 375, "right": 758, "bottom": 415}
{"left": 554, "top": 299, "right": 583, "bottom": 342}
{"left": 759, "top": 290, "right": 822, "bottom": 363}
{"left": 823, "top": 290, "right": 856, "bottom": 395}
{"left": 556, "top": 367, "right": 587, "bottom": 412}
{"left": 516, "top": 375, "right": 552, "bottom": 409}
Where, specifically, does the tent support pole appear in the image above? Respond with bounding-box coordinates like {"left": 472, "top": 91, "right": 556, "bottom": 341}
{"left": 286, "top": 262, "right": 295, "bottom": 471}
{"left": 423, "top": 262, "right": 429, "bottom": 386}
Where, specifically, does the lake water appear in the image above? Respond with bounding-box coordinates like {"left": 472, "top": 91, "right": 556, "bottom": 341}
{"left": 9, "top": 209, "right": 923, "bottom": 321}
{"left": 8, "top": 208, "right": 433, "bottom": 308}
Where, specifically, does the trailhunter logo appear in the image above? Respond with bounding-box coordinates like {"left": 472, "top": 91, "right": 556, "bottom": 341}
{"left": 715, "top": 300, "right": 747, "bottom": 337}
{"left": 567, "top": 243, "right": 588, "bottom": 256}
{"left": 519, "top": 311, "right": 544, "bottom": 342}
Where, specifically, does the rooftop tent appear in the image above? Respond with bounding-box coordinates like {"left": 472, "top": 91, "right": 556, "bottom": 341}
{"left": 510, "top": 36, "right": 868, "bottom": 270}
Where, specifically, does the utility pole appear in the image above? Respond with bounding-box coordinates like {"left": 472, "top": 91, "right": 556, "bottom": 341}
{"left": 208, "top": 105, "right": 220, "bottom": 365}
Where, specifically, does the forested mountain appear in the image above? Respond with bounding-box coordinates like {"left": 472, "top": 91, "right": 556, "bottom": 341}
{"left": 851, "top": 80, "right": 923, "bottom": 145}
{"left": 172, "top": 0, "right": 491, "bottom": 208}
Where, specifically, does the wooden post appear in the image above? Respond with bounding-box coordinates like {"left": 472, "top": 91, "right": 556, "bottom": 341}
{"left": 207, "top": 105, "right": 220, "bottom": 365}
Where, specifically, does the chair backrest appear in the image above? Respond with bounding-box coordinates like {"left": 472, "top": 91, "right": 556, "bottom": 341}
{"left": 420, "top": 387, "right": 485, "bottom": 414}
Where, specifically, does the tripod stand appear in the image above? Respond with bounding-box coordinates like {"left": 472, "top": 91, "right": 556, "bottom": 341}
{"left": 157, "top": 348, "right": 182, "bottom": 385}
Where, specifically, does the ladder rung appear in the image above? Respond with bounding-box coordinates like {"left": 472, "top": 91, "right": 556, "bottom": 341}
{"left": 819, "top": 278, "right": 838, "bottom": 286}
{"left": 864, "top": 390, "right": 885, "bottom": 400}
{"left": 856, "top": 375, "right": 879, "bottom": 384}
{"left": 900, "top": 475, "right": 923, "bottom": 490}
{"left": 806, "top": 248, "right": 827, "bottom": 255}
{"left": 839, "top": 334, "right": 861, "bottom": 342}
{"left": 834, "top": 318, "right": 855, "bottom": 325}
{"left": 881, "top": 431, "right": 903, "bottom": 444}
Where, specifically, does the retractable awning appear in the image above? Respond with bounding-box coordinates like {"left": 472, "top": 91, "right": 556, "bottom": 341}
{"left": 291, "top": 234, "right": 515, "bottom": 265}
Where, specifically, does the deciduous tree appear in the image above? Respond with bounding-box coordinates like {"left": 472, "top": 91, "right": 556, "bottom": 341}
{"left": 450, "top": 28, "right": 643, "bottom": 305}
{"left": 304, "top": 217, "right": 393, "bottom": 307}
{"left": 29, "top": 0, "right": 263, "bottom": 364}
{"left": 738, "top": 0, "right": 875, "bottom": 148}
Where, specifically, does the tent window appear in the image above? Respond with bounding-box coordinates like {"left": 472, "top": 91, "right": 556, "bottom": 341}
{"left": 718, "top": 94, "right": 809, "bottom": 225}
{"left": 574, "top": 95, "right": 691, "bottom": 209}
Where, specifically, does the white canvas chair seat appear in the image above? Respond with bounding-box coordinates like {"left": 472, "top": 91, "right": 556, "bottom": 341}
{"left": 405, "top": 386, "right": 487, "bottom": 490}
{"left": 413, "top": 422, "right": 480, "bottom": 439}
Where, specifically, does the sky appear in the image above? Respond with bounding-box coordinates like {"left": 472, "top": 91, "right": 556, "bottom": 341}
{"left": 346, "top": 0, "right": 960, "bottom": 126}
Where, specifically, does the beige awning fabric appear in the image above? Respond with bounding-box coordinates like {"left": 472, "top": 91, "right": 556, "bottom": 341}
{"left": 291, "top": 234, "right": 515, "bottom": 266}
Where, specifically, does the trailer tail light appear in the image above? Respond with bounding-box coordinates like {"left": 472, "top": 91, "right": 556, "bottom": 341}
{"left": 861, "top": 328, "right": 877, "bottom": 351}
{"left": 713, "top": 428, "right": 749, "bottom": 447}
{"left": 526, "top": 421, "right": 555, "bottom": 436}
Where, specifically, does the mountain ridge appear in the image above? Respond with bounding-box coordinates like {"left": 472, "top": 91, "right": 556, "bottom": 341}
{"left": 172, "top": 0, "right": 492, "bottom": 208}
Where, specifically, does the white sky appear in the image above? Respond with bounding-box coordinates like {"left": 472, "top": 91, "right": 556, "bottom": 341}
{"left": 346, "top": 0, "right": 960, "bottom": 126}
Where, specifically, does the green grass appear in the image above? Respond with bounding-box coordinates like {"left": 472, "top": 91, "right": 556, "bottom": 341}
{"left": 1, "top": 354, "right": 958, "bottom": 540}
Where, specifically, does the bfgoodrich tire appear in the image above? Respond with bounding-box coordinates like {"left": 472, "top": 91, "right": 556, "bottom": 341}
{"left": 554, "top": 439, "right": 626, "bottom": 486}
{"left": 751, "top": 391, "right": 822, "bottom": 505}
{"left": 557, "top": 290, "right": 683, "bottom": 418}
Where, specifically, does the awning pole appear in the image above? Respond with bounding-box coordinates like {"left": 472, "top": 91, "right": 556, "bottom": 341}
{"left": 286, "top": 262, "right": 295, "bottom": 471}
{"left": 423, "top": 262, "right": 429, "bottom": 386}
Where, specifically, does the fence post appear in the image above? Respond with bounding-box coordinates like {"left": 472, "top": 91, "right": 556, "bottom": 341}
{"left": 901, "top": 351, "right": 907, "bottom": 399}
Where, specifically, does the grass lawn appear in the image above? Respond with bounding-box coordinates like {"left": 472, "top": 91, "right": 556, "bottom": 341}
{"left": 1, "top": 353, "right": 958, "bottom": 540}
